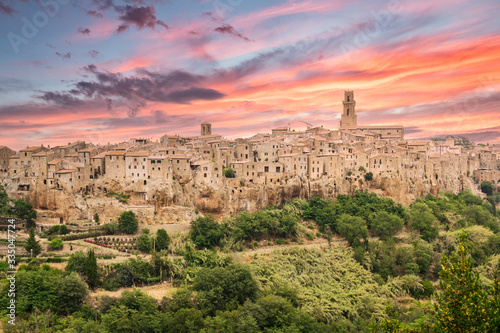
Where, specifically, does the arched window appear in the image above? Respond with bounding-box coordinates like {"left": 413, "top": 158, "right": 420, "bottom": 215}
{"left": 347, "top": 96, "right": 350, "bottom": 102}
{"left": 347, "top": 109, "right": 350, "bottom": 116}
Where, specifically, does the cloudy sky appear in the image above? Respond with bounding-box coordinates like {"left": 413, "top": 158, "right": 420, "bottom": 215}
{"left": 1, "top": 0, "right": 499, "bottom": 151}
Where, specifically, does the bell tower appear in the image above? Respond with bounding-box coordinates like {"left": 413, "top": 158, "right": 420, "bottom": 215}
{"left": 339, "top": 90, "right": 357, "bottom": 129}
{"left": 201, "top": 122, "right": 211, "bottom": 136}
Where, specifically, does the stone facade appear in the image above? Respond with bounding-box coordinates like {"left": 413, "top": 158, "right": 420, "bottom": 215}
{"left": 1, "top": 91, "right": 498, "bottom": 223}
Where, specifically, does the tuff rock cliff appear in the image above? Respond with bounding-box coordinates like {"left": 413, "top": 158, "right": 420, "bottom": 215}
{"left": 1, "top": 172, "right": 477, "bottom": 225}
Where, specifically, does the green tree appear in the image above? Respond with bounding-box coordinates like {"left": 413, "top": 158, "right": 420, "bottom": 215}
{"left": 414, "top": 242, "right": 433, "bottom": 275}
{"left": 0, "top": 184, "right": 11, "bottom": 215}
{"left": 371, "top": 211, "right": 404, "bottom": 240}
{"left": 223, "top": 168, "right": 235, "bottom": 178}
{"left": 190, "top": 215, "right": 224, "bottom": 249}
{"left": 364, "top": 172, "right": 373, "bottom": 181}
{"left": 463, "top": 205, "right": 495, "bottom": 227}
{"left": 136, "top": 234, "right": 152, "bottom": 253}
{"left": 50, "top": 238, "right": 63, "bottom": 250}
{"left": 13, "top": 199, "right": 37, "bottom": 229}
{"left": 409, "top": 202, "right": 439, "bottom": 242}
{"left": 66, "top": 250, "right": 87, "bottom": 275}
{"left": 24, "top": 227, "right": 41, "bottom": 256}
{"left": 480, "top": 181, "right": 494, "bottom": 196}
{"left": 336, "top": 214, "right": 368, "bottom": 247}
{"left": 57, "top": 272, "right": 90, "bottom": 315}
{"left": 155, "top": 228, "right": 171, "bottom": 252}
{"left": 85, "top": 249, "right": 99, "bottom": 289}
{"left": 434, "top": 234, "right": 497, "bottom": 332}
{"left": 193, "top": 264, "right": 258, "bottom": 315}
{"left": 94, "top": 212, "right": 100, "bottom": 223}
{"left": 118, "top": 211, "right": 138, "bottom": 234}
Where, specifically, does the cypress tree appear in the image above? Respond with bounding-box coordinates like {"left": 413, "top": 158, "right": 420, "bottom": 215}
{"left": 84, "top": 249, "right": 99, "bottom": 289}
{"left": 24, "top": 227, "right": 41, "bottom": 256}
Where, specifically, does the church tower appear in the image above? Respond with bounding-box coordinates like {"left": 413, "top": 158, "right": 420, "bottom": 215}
{"left": 201, "top": 122, "right": 212, "bottom": 136}
{"left": 339, "top": 90, "right": 357, "bottom": 129}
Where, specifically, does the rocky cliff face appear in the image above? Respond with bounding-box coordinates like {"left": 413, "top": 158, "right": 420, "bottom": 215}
{"left": 1, "top": 173, "right": 477, "bottom": 225}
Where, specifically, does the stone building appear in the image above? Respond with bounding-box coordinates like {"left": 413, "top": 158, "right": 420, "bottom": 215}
{"left": 0, "top": 146, "right": 15, "bottom": 174}
{"left": 3, "top": 90, "right": 500, "bottom": 215}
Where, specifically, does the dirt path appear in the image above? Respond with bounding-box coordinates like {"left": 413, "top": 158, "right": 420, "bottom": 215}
{"left": 91, "top": 282, "right": 177, "bottom": 301}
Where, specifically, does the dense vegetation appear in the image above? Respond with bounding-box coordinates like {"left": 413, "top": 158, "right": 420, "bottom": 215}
{"left": 0, "top": 184, "right": 37, "bottom": 229}
{"left": 1, "top": 187, "right": 500, "bottom": 332}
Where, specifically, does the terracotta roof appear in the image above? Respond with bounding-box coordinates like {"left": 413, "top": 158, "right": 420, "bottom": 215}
{"left": 48, "top": 159, "right": 63, "bottom": 165}
{"left": 55, "top": 169, "right": 77, "bottom": 174}
{"left": 20, "top": 146, "right": 42, "bottom": 152}
{"left": 106, "top": 151, "right": 126, "bottom": 156}
{"left": 32, "top": 152, "right": 50, "bottom": 157}
{"left": 79, "top": 147, "right": 97, "bottom": 152}
{"left": 91, "top": 152, "right": 107, "bottom": 159}
{"left": 125, "top": 151, "right": 150, "bottom": 157}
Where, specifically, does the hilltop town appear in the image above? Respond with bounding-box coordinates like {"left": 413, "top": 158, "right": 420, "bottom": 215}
{"left": 1, "top": 91, "right": 499, "bottom": 225}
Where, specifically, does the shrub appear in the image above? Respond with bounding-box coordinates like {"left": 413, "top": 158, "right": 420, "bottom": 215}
{"left": 50, "top": 238, "right": 63, "bottom": 250}
{"left": 480, "top": 181, "right": 494, "bottom": 196}
{"left": 223, "top": 168, "right": 235, "bottom": 178}
{"left": 364, "top": 172, "right": 373, "bottom": 181}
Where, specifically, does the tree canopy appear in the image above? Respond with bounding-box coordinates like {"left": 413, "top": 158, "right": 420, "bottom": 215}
{"left": 118, "top": 210, "right": 139, "bottom": 234}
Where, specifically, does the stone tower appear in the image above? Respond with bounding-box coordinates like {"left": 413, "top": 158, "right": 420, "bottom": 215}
{"left": 201, "top": 122, "right": 212, "bottom": 136}
{"left": 339, "top": 90, "right": 357, "bottom": 129}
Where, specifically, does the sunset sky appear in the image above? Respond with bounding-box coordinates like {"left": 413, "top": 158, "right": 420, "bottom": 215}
{"left": 1, "top": 0, "right": 500, "bottom": 151}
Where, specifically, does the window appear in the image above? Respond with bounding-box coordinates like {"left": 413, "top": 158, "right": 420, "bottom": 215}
{"left": 347, "top": 109, "right": 350, "bottom": 116}
{"left": 264, "top": 166, "right": 269, "bottom": 172}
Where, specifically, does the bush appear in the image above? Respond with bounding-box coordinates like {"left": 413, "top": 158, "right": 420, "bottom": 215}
{"left": 481, "top": 181, "right": 494, "bottom": 196}
{"left": 223, "top": 168, "right": 235, "bottom": 178}
{"left": 59, "top": 224, "right": 69, "bottom": 235}
{"left": 48, "top": 225, "right": 60, "bottom": 235}
{"left": 50, "top": 238, "right": 63, "bottom": 250}
{"left": 364, "top": 172, "right": 373, "bottom": 181}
